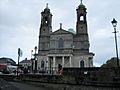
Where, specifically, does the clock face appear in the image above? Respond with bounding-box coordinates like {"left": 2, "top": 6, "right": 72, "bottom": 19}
{"left": 43, "top": 29, "right": 45, "bottom": 31}
{"left": 79, "top": 25, "right": 84, "bottom": 30}
{"left": 41, "top": 29, "right": 46, "bottom": 34}
{"left": 81, "top": 26, "right": 83, "bottom": 29}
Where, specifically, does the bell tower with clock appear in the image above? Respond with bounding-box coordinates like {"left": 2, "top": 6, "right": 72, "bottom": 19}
{"left": 38, "top": 4, "right": 52, "bottom": 55}
{"left": 76, "top": 0, "right": 87, "bottom": 34}
{"left": 74, "top": 0, "right": 90, "bottom": 53}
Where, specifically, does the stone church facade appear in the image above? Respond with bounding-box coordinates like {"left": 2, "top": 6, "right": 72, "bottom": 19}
{"left": 37, "top": 2, "right": 94, "bottom": 71}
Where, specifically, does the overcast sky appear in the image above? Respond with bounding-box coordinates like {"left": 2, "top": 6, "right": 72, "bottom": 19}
{"left": 0, "top": 0, "right": 120, "bottom": 66}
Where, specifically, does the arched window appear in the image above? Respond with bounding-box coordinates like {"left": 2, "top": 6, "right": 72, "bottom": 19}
{"left": 80, "top": 60, "right": 84, "bottom": 68}
{"left": 41, "top": 60, "right": 44, "bottom": 68}
{"left": 80, "top": 16, "right": 84, "bottom": 21}
{"left": 44, "top": 17, "right": 48, "bottom": 24}
{"left": 58, "top": 38, "right": 64, "bottom": 49}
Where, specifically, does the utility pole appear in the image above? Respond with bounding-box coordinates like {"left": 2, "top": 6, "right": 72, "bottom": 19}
{"left": 17, "top": 48, "right": 22, "bottom": 77}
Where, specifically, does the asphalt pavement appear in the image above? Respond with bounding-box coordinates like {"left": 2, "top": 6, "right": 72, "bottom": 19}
{"left": 0, "top": 78, "right": 19, "bottom": 90}
{"left": 0, "top": 78, "right": 50, "bottom": 90}
{"left": 9, "top": 82, "right": 49, "bottom": 90}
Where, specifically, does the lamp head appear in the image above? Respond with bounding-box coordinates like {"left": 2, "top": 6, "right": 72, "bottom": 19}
{"left": 111, "top": 18, "right": 117, "bottom": 27}
{"left": 34, "top": 46, "right": 37, "bottom": 50}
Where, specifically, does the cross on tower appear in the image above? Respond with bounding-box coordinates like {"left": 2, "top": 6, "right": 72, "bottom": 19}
{"left": 80, "top": 0, "right": 83, "bottom": 4}
{"left": 46, "top": 3, "right": 48, "bottom": 8}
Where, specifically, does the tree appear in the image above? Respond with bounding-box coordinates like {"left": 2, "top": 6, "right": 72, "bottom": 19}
{"left": 101, "top": 57, "right": 120, "bottom": 68}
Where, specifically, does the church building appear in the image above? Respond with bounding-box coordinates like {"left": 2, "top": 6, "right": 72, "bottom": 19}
{"left": 37, "top": 1, "right": 94, "bottom": 72}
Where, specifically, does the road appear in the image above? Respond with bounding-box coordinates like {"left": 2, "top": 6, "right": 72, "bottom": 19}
{"left": 0, "top": 78, "right": 19, "bottom": 90}
{"left": 1, "top": 78, "right": 53, "bottom": 90}
{"left": 9, "top": 82, "right": 49, "bottom": 90}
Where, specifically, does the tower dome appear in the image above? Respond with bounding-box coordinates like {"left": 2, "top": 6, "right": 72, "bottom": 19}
{"left": 78, "top": 0, "right": 86, "bottom": 10}
{"left": 44, "top": 3, "right": 50, "bottom": 13}
{"left": 68, "top": 28, "right": 76, "bottom": 34}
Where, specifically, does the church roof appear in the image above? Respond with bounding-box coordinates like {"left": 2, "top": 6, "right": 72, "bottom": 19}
{"left": 19, "top": 60, "right": 31, "bottom": 64}
{"left": 0, "top": 57, "right": 16, "bottom": 65}
{"left": 52, "top": 29, "right": 74, "bottom": 35}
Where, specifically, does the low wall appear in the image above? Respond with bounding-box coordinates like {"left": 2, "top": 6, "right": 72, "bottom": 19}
{"left": 0, "top": 74, "right": 120, "bottom": 90}
{"left": 1, "top": 67, "right": 120, "bottom": 90}
{"left": 0, "top": 74, "right": 17, "bottom": 81}
{"left": 24, "top": 81, "right": 120, "bottom": 90}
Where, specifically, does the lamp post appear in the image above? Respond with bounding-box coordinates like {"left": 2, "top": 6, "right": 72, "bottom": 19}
{"left": 17, "top": 48, "right": 20, "bottom": 77}
{"left": 34, "top": 46, "right": 37, "bottom": 73}
{"left": 111, "top": 18, "right": 119, "bottom": 67}
{"left": 31, "top": 50, "right": 33, "bottom": 59}
{"left": 31, "top": 50, "right": 34, "bottom": 73}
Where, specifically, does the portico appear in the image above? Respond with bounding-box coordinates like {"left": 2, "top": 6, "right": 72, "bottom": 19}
{"left": 47, "top": 54, "right": 72, "bottom": 69}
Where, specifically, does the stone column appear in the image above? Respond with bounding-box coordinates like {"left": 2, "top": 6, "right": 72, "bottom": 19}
{"left": 53, "top": 56, "right": 56, "bottom": 74}
{"left": 69, "top": 56, "right": 72, "bottom": 67}
{"left": 49, "top": 57, "right": 53, "bottom": 74}
{"left": 46, "top": 57, "right": 49, "bottom": 70}
{"left": 33, "top": 60, "right": 35, "bottom": 71}
{"left": 53, "top": 56, "right": 56, "bottom": 68}
{"left": 62, "top": 56, "right": 64, "bottom": 67}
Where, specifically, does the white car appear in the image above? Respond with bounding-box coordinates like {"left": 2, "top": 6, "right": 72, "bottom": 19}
{"left": 0, "top": 71, "right": 3, "bottom": 74}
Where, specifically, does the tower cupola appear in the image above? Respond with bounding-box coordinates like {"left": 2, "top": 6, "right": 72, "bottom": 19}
{"left": 40, "top": 3, "right": 52, "bottom": 35}
{"left": 44, "top": 3, "right": 50, "bottom": 13}
{"left": 76, "top": 0, "right": 87, "bottom": 34}
{"left": 76, "top": 0, "right": 87, "bottom": 23}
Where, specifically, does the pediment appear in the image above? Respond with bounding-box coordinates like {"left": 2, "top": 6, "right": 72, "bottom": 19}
{"left": 52, "top": 29, "right": 73, "bottom": 35}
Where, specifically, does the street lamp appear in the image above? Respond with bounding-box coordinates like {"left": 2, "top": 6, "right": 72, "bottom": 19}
{"left": 31, "top": 50, "right": 33, "bottom": 59}
{"left": 34, "top": 46, "right": 37, "bottom": 73}
{"left": 111, "top": 18, "right": 119, "bottom": 67}
{"left": 34, "top": 46, "right": 37, "bottom": 55}
{"left": 31, "top": 50, "right": 34, "bottom": 73}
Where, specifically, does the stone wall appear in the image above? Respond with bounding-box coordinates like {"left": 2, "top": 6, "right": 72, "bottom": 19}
{"left": 25, "top": 81, "right": 120, "bottom": 90}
